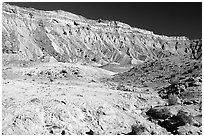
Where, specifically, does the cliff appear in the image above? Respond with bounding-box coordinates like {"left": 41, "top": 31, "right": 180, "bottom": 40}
{"left": 2, "top": 3, "right": 201, "bottom": 67}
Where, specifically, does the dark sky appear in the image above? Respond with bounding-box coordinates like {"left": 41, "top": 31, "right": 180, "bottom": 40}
{"left": 8, "top": 2, "right": 202, "bottom": 39}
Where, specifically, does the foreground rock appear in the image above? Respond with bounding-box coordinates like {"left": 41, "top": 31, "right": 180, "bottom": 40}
{"left": 2, "top": 62, "right": 170, "bottom": 135}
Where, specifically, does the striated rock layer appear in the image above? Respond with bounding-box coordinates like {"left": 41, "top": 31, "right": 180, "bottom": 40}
{"left": 2, "top": 3, "right": 201, "bottom": 67}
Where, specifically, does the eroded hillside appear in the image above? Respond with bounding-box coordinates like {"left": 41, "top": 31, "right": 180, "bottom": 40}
{"left": 2, "top": 3, "right": 201, "bottom": 67}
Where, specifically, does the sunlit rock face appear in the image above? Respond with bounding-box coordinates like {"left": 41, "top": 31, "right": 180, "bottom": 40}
{"left": 2, "top": 3, "right": 201, "bottom": 66}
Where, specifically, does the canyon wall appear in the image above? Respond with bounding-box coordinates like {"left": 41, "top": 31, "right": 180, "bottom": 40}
{"left": 2, "top": 3, "right": 201, "bottom": 66}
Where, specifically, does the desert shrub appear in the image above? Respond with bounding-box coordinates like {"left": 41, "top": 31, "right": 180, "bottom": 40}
{"left": 126, "top": 124, "right": 147, "bottom": 135}
{"left": 146, "top": 107, "right": 171, "bottom": 119}
{"left": 60, "top": 69, "right": 67, "bottom": 74}
{"left": 116, "top": 84, "right": 130, "bottom": 91}
{"left": 168, "top": 93, "right": 179, "bottom": 106}
{"left": 158, "top": 118, "right": 180, "bottom": 133}
{"left": 86, "top": 129, "right": 94, "bottom": 135}
{"left": 176, "top": 110, "right": 193, "bottom": 125}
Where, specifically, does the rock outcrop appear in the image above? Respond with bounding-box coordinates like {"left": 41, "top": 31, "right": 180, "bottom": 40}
{"left": 2, "top": 3, "right": 201, "bottom": 67}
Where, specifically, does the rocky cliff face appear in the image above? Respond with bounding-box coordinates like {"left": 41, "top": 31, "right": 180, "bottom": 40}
{"left": 2, "top": 3, "right": 201, "bottom": 67}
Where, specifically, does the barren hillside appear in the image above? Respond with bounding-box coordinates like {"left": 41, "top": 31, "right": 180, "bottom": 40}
{"left": 2, "top": 3, "right": 201, "bottom": 67}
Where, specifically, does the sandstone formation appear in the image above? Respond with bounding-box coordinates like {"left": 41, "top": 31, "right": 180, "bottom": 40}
{"left": 2, "top": 3, "right": 201, "bottom": 67}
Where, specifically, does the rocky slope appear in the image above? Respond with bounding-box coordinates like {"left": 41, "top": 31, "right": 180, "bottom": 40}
{"left": 105, "top": 56, "right": 202, "bottom": 135}
{"left": 2, "top": 3, "right": 201, "bottom": 67}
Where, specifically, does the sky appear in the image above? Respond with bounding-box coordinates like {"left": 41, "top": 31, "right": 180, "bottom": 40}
{"left": 7, "top": 2, "right": 202, "bottom": 39}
